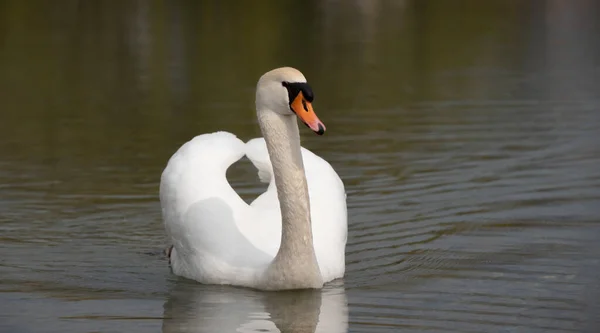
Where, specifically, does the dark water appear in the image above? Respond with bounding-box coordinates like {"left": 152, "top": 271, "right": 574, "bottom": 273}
{"left": 1, "top": 1, "right": 600, "bottom": 332}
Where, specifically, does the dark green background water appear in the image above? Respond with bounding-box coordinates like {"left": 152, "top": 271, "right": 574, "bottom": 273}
{"left": 1, "top": 1, "right": 599, "bottom": 332}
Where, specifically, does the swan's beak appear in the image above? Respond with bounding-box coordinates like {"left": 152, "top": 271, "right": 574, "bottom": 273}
{"left": 291, "top": 92, "right": 326, "bottom": 135}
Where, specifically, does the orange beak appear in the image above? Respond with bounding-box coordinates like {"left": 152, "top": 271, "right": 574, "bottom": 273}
{"left": 290, "top": 91, "right": 326, "bottom": 135}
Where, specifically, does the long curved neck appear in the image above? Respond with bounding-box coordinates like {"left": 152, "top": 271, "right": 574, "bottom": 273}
{"left": 257, "top": 108, "right": 323, "bottom": 289}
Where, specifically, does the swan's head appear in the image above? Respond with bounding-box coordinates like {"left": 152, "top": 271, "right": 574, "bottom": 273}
{"left": 256, "top": 67, "right": 326, "bottom": 135}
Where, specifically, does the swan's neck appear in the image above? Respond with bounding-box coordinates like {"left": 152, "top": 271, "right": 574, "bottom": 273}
{"left": 257, "top": 109, "right": 323, "bottom": 289}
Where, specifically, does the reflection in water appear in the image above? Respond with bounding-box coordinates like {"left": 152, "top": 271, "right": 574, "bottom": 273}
{"left": 162, "top": 280, "right": 348, "bottom": 333}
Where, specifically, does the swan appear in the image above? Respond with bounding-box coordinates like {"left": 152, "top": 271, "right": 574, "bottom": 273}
{"left": 160, "top": 67, "right": 347, "bottom": 290}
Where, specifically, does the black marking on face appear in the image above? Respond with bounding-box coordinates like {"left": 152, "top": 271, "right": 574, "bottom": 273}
{"left": 282, "top": 81, "right": 314, "bottom": 111}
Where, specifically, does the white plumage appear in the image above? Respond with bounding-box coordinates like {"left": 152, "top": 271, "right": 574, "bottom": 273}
{"left": 160, "top": 67, "right": 347, "bottom": 290}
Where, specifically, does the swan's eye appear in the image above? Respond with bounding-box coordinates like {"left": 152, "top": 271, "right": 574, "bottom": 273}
{"left": 301, "top": 86, "right": 314, "bottom": 102}
{"left": 282, "top": 82, "right": 314, "bottom": 105}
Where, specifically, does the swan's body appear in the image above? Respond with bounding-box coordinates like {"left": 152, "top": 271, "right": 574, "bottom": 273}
{"left": 160, "top": 67, "right": 347, "bottom": 290}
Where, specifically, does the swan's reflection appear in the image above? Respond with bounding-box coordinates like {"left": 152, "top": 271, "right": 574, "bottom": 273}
{"left": 162, "top": 278, "right": 348, "bottom": 333}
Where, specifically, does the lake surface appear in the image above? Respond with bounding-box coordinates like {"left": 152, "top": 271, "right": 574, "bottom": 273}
{"left": 1, "top": 1, "right": 599, "bottom": 332}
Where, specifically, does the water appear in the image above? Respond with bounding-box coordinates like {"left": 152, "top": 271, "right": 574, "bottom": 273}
{"left": 1, "top": 1, "right": 599, "bottom": 332}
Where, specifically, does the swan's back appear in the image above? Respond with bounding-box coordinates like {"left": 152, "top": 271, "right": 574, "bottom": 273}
{"left": 161, "top": 131, "right": 245, "bottom": 209}
{"left": 160, "top": 132, "right": 270, "bottom": 286}
{"left": 160, "top": 133, "right": 347, "bottom": 286}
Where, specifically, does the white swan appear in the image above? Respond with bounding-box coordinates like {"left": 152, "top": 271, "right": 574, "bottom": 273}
{"left": 160, "top": 67, "right": 347, "bottom": 290}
